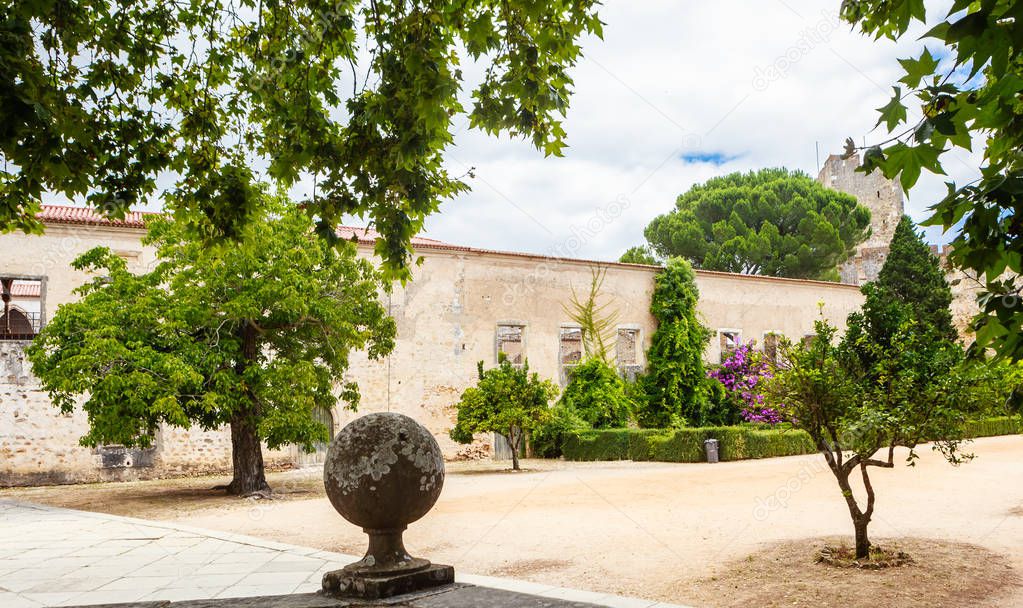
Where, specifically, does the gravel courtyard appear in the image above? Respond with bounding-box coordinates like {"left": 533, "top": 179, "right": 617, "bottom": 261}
{"left": 5, "top": 435, "right": 1023, "bottom": 607}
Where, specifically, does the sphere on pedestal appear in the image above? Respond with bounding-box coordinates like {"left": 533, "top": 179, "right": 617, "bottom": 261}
{"left": 323, "top": 412, "right": 445, "bottom": 575}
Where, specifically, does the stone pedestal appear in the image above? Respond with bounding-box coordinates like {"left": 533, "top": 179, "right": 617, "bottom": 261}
{"left": 321, "top": 563, "right": 455, "bottom": 600}
{"left": 320, "top": 413, "right": 454, "bottom": 600}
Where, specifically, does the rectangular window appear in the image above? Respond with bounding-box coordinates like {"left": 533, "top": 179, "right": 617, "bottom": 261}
{"left": 559, "top": 326, "right": 583, "bottom": 385}
{"left": 719, "top": 330, "right": 740, "bottom": 363}
{"left": 496, "top": 324, "right": 525, "bottom": 366}
{"left": 559, "top": 327, "right": 583, "bottom": 366}
{"left": 1, "top": 277, "right": 43, "bottom": 340}
{"left": 801, "top": 334, "right": 817, "bottom": 348}
{"left": 616, "top": 328, "right": 640, "bottom": 366}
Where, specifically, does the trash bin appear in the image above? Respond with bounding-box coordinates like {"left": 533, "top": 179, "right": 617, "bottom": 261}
{"left": 704, "top": 438, "right": 720, "bottom": 463}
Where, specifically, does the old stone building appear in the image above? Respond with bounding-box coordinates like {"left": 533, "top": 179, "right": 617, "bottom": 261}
{"left": 0, "top": 204, "right": 870, "bottom": 485}
{"left": 816, "top": 153, "right": 905, "bottom": 285}
{"left": 815, "top": 152, "right": 986, "bottom": 336}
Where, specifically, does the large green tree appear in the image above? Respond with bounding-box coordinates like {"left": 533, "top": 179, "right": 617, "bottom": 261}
{"left": 634, "top": 258, "right": 711, "bottom": 428}
{"left": 841, "top": 0, "right": 1023, "bottom": 358}
{"left": 619, "top": 246, "right": 658, "bottom": 265}
{"left": 1, "top": 0, "right": 603, "bottom": 278}
{"left": 26, "top": 197, "right": 395, "bottom": 495}
{"left": 641, "top": 169, "right": 871, "bottom": 281}
{"left": 874, "top": 215, "right": 958, "bottom": 342}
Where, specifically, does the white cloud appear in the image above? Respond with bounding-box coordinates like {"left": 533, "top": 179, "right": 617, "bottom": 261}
{"left": 423, "top": 0, "right": 970, "bottom": 259}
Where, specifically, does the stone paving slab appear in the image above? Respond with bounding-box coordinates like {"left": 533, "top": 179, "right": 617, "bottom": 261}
{"left": 0, "top": 499, "right": 693, "bottom": 608}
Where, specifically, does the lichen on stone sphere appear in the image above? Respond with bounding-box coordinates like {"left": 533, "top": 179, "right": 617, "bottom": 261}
{"left": 324, "top": 412, "right": 445, "bottom": 531}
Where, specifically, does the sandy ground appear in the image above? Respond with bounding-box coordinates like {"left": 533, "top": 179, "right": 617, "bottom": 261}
{"left": 5, "top": 435, "right": 1023, "bottom": 607}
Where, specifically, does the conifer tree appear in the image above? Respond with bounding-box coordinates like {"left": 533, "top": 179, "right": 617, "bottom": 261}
{"left": 874, "top": 215, "right": 957, "bottom": 342}
{"left": 635, "top": 258, "right": 710, "bottom": 427}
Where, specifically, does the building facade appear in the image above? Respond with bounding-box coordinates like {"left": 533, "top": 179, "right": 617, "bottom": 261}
{"left": 0, "top": 206, "right": 869, "bottom": 485}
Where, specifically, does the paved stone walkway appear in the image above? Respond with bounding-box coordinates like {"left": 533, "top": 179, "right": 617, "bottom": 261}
{"left": 0, "top": 499, "right": 693, "bottom": 608}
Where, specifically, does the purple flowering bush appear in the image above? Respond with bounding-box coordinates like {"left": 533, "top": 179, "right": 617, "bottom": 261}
{"left": 708, "top": 340, "right": 782, "bottom": 425}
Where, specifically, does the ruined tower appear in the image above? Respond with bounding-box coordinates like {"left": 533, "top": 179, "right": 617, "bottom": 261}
{"left": 817, "top": 153, "right": 905, "bottom": 284}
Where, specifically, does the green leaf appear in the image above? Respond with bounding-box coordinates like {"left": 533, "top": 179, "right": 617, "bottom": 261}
{"left": 898, "top": 48, "right": 940, "bottom": 89}
{"left": 883, "top": 142, "right": 945, "bottom": 191}
{"left": 876, "top": 87, "right": 908, "bottom": 131}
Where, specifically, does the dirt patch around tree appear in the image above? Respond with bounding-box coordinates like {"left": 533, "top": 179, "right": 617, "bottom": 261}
{"left": 683, "top": 537, "right": 1020, "bottom": 608}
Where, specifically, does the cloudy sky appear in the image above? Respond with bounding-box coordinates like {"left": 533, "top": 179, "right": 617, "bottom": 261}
{"left": 413, "top": 0, "right": 976, "bottom": 262}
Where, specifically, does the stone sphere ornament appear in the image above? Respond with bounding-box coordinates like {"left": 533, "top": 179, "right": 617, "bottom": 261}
{"left": 321, "top": 412, "right": 453, "bottom": 599}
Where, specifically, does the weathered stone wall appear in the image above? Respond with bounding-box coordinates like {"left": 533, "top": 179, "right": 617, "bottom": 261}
{"left": 819, "top": 153, "right": 905, "bottom": 285}
{"left": 0, "top": 341, "right": 294, "bottom": 486}
{"left": 1, "top": 219, "right": 866, "bottom": 485}
{"left": 1, "top": 341, "right": 101, "bottom": 485}
{"left": 340, "top": 249, "right": 865, "bottom": 455}
{"left": 818, "top": 153, "right": 904, "bottom": 251}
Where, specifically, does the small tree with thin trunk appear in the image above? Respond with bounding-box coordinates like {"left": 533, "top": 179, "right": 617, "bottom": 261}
{"left": 450, "top": 356, "right": 558, "bottom": 471}
{"left": 26, "top": 197, "right": 395, "bottom": 495}
{"left": 768, "top": 313, "right": 982, "bottom": 559}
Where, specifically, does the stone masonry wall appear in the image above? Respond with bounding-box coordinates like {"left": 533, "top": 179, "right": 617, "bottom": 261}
{"left": 0, "top": 339, "right": 293, "bottom": 486}
{"left": 819, "top": 153, "right": 905, "bottom": 285}
{"left": 1, "top": 221, "right": 866, "bottom": 486}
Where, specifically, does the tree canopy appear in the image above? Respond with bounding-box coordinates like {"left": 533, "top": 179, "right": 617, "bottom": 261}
{"left": 641, "top": 169, "right": 871, "bottom": 281}
{"left": 767, "top": 221, "right": 996, "bottom": 560}
{"left": 841, "top": 0, "right": 1023, "bottom": 358}
{"left": 619, "top": 246, "right": 658, "bottom": 265}
{"left": 26, "top": 197, "right": 395, "bottom": 494}
{"left": 2, "top": 0, "right": 603, "bottom": 279}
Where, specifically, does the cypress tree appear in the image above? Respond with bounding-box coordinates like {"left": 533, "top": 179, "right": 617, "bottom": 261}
{"left": 874, "top": 215, "right": 957, "bottom": 342}
{"left": 635, "top": 258, "right": 711, "bottom": 427}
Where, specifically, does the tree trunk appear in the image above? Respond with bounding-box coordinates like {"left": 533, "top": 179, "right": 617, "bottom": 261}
{"left": 830, "top": 457, "right": 872, "bottom": 560}
{"left": 853, "top": 515, "right": 871, "bottom": 560}
{"left": 226, "top": 321, "right": 269, "bottom": 496}
{"left": 226, "top": 410, "right": 270, "bottom": 495}
{"left": 508, "top": 427, "right": 520, "bottom": 471}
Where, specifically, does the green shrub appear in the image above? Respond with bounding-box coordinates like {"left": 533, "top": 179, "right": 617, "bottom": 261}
{"left": 740, "top": 429, "right": 817, "bottom": 459}
{"left": 647, "top": 428, "right": 710, "bottom": 462}
{"left": 627, "top": 429, "right": 668, "bottom": 461}
{"left": 530, "top": 403, "right": 589, "bottom": 458}
{"left": 560, "top": 417, "right": 1019, "bottom": 463}
{"left": 564, "top": 426, "right": 816, "bottom": 462}
{"left": 559, "top": 358, "right": 633, "bottom": 428}
{"left": 636, "top": 258, "right": 711, "bottom": 428}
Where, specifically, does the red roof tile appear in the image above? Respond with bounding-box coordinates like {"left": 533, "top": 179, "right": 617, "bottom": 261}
{"left": 32, "top": 207, "right": 859, "bottom": 289}
{"left": 37, "top": 204, "right": 153, "bottom": 228}
{"left": 10, "top": 282, "right": 40, "bottom": 298}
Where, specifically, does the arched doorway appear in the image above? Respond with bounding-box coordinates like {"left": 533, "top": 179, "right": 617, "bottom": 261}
{"left": 296, "top": 406, "right": 335, "bottom": 466}
{"left": 0, "top": 307, "right": 33, "bottom": 337}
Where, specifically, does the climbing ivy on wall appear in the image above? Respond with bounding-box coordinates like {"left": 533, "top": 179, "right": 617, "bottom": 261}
{"left": 634, "top": 258, "right": 712, "bottom": 428}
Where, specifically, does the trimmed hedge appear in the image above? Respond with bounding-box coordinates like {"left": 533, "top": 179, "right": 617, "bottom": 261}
{"left": 964, "top": 416, "right": 1022, "bottom": 438}
{"left": 562, "top": 417, "right": 1020, "bottom": 463}
{"left": 562, "top": 426, "right": 816, "bottom": 462}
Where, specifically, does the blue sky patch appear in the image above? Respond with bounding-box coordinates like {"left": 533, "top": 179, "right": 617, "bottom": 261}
{"left": 680, "top": 151, "right": 741, "bottom": 165}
